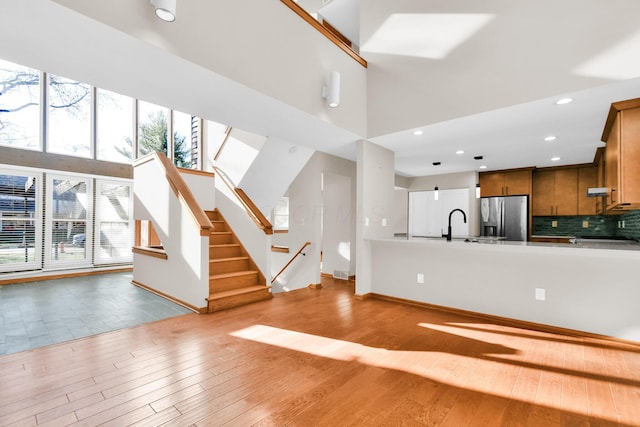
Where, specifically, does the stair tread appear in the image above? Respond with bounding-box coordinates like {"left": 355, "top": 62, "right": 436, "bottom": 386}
{"left": 209, "top": 285, "right": 271, "bottom": 300}
{"left": 210, "top": 243, "right": 240, "bottom": 247}
{"left": 210, "top": 256, "right": 249, "bottom": 263}
{"left": 210, "top": 270, "right": 258, "bottom": 280}
{"left": 211, "top": 231, "right": 232, "bottom": 234}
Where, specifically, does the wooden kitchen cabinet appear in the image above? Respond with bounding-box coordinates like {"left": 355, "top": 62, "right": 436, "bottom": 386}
{"left": 532, "top": 168, "right": 578, "bottom": 216}
{"left": 602, "top": 98, "right": 640, "bottom": 210}
{"left": 577, "top": 166, "right": 597, "bottom": 215}
{"left": 479, "top": 169, "right": 532, "bottom": 197}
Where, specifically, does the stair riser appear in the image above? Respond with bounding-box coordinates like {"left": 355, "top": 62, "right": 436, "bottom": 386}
{"left": 210, "top": 220, "right": 226, "bottom": 230}
{"left": 210, "top": 273, "right": 259, "bottom": 293}
{"left": 208, "top": 289, "right": 272, "bottom": 312}
{"left": 210, "top": 233, "right": 234, "bottom": 245}
{"left": 211, "top": 246, "right": 241, "bottom": 259}
{"left": 210, "top": 258, "right": 250, "bottom": 275}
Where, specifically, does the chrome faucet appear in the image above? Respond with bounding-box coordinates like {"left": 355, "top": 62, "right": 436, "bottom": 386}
{"left": 443, "top": 209, "right": 467, "bottom": 241}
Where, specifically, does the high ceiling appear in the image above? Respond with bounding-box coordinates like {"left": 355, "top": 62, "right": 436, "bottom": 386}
{"left": 3, "top": 0, "right": 640, "bottom": 178}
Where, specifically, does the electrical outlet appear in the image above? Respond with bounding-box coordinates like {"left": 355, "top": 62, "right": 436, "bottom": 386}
{"left": 417, "top": 273, "right": 424, "bottom": 284}
{"left": 582, "top": 221, "right": 589, "bottom": 228}
{"left": 551, "top": 220, "right": 558, "bottom": 228}
{"left": 535, "top": 288, "right": 546, "bottom": 301}
{"left": 622, "top": 220, "right": 626, "bottom": 228}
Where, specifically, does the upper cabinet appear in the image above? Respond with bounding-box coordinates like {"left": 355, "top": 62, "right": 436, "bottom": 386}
{"left": 532, "top": 165, "right": 597, "bottom": 216}
{"left": 479, "top": 169, "right": 532, "bottom": 197}
{"left": 602, "top": 98, "right": 640, "bottom": 211}
{"left": 532, "top": 168, "right": 578, "bottom": 216}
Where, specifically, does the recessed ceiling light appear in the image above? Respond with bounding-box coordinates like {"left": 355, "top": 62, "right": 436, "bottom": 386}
{"left": 551, "top": 156, "right": 561, "bottom": 161}
{"left": 474, "top": 155, "right": 483, "bottom": 160}
{"left": 456, "top": 150, "right": 464, "bottom": 155}
{"left": 544, "top": 136, "right": 557, "bottom": 141}
{"left": 556, "top": 98, "right": 573, "bottom": 105}
{"left": 413, "top": 130, "right": 423, "bottom": 136}
{"left": 432, "top": 161, "right": 441, "bottom": 166}
{"left": 479, "top": 165, "right": 487, "bottom": 169}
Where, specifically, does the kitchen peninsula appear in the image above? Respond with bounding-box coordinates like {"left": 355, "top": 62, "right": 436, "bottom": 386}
{"left": 365, "top": 237, "right": 640, "bottom": 343}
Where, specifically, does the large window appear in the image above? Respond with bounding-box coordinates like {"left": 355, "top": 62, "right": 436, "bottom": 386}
{"left": 0, "top": 59, "right": 41, "bottom": 150}
{"left": 95, "top": 179, "right": 133, "bottom": 264}
{"left": 0, "top": 168, "right": 41, "bottom": 272}
{"left": 45, "top": 174, "right": 92, "bottom": 268}
{"left": 138, "top": 101, "right": 169, "bottom": 158}
{"left": 97, "top": 89, "right": 134, "bottom": 163}
{"left": 173, "top": 110, "right": 194, "bottom": 168}
{"left": 47, "top": 74, "right": 92, "bottom": 157}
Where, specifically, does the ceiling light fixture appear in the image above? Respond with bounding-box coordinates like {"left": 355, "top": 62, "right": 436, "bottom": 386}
{"left": 413, "top": 130, "right": 423, "bottom": 136}
{"left": 556, "top": 98, "right": 573, "bottom": 105}
{"left": 551, "top": 156, "right": 561, "bottom": 161}
{"left": 544, "top": 136, "right": 557, "bottom": 141}
{"left": 151, "top": 0, "right": 176, "bottom": 22}
{"left": 456, "top": 150, "right": 464, "bottom": 155}
{"left": 479, "top": 165, "right": 487, "bottom": 169}
{"left": 432, "top": 161, "right": 441, "bottom": 166}
{"left": 322, "top": 71, "right": 341, "bottom": 108}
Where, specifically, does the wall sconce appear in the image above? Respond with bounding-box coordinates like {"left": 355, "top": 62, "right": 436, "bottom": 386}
{"left": 322, "top": 71, "right": 341, "bottom": 108}
{"left": 434, "top": 186, "right": 439, "bottom": 201}
{"left": 151, "top": 0, "right": 176, "bottom": 22}
{"left": 476, "top": 183, "right": 481, "bottom": 198}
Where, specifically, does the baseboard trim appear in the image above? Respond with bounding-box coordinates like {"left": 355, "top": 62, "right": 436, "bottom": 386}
{"left": 353, "top": 292, "right": 372, "bottom": 300}
{"left": 0, "top": 267, "right": 133, "bottom": 286}
{"left": 369, "top": 293, "right": 640, "bottom": 348}
{"left": 131, "top": 280, "right": 207, "bottom": 314}
{"left": 321, "top": 272, "right": 356, "bottom": 282}
{"left": 308, "top": 283, "right": 322, "bottom": 290}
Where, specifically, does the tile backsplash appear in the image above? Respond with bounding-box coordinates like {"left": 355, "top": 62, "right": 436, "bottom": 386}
{"left": 532, "top": 210, "right": 640, "bottom": 241}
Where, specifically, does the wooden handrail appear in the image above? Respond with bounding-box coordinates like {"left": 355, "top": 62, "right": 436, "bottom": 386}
{"left": 280, "top": 0, "right": 367, "bottom": 68}
{"left": 272, "top": 241, "right": 311, "bottom": 283}
{"left": 134, "top": 152, "right": 213, "bottom": 236}
{"left": 212, "top": 165, "right": 273, "bottom": 235}
{"left": 214, "top": 126, "right": 233, "bottom": 161}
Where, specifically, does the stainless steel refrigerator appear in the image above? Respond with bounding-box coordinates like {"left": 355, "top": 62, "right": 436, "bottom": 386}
{"left": 480, "top": 196, "right": 528, "bottom": 241}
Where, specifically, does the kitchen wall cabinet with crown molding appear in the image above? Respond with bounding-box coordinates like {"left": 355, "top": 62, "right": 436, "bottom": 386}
{"left": 532, "top": 165, "right": 598, "bottom": 216}
{"left": 602, "top": 98, "right": 640, "bottom": 211}
{"left": 479, "top": 169, "right": 532, "bottom": 197}
{"left": 532, "top": 168, "right": 578, "bottom": 216}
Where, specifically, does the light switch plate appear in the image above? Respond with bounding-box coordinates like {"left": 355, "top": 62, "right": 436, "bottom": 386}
{"left": 551, "top": 220, "right": 558, "bottom": 228}
{"left": 535, "top": 288, "right": 546, "bottom": 301}
{"left": 381, "top": 218, "right": 387, "bottom": 227}
{"left": 582, "top": 221, "right": 589, "bottom": 228}
{"left": 417, "top": 273, "right": 424, "bottom": 284}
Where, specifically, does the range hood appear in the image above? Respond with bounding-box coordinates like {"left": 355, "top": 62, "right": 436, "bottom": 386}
{"left": 586, "top": 187, "right": 608, "bottom": 197}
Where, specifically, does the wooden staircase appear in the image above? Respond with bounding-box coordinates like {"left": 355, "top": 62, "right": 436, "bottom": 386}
{"left": 206, "top": 209, "right": 272, "bottom": 312}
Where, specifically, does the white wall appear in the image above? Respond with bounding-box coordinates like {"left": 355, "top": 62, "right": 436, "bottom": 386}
{"left": 239, "top": 137, "right": 315, "bottom": 216}
{"left": 393, "top": 188, "right": 408, "bottom": 236}
{"left": 271, "top": 151, "right": 357, "bottom": 291}
{"left": 356, "top": 140, "right": 395, "bottom": 295}
{"left": 322, "top": 172, "right": 352, "bottom": 276}
{"left": 370, "top": 239, "right": 640, "bottom": 343}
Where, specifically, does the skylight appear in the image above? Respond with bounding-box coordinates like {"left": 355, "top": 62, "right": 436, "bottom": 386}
{"left": 361, "top": 13, "right": 495, "bottom": 59}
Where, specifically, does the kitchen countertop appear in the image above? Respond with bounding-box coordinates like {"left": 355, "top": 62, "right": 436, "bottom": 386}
{"left": 389, "top": 235, "right": 640, "bottom": 251}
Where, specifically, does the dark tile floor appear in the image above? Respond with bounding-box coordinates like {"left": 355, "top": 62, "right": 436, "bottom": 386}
{"left": 0, "top": 271, "right": 192, "bottom": 356}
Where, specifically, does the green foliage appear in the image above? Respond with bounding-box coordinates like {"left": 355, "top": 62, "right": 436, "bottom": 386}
{"left": 117, "top": 110, "right": 191, "bottom": 166}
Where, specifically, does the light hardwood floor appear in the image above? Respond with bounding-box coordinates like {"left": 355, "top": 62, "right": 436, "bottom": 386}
{"left": 1, "top": 277, "right": 639, "bottom": 426}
